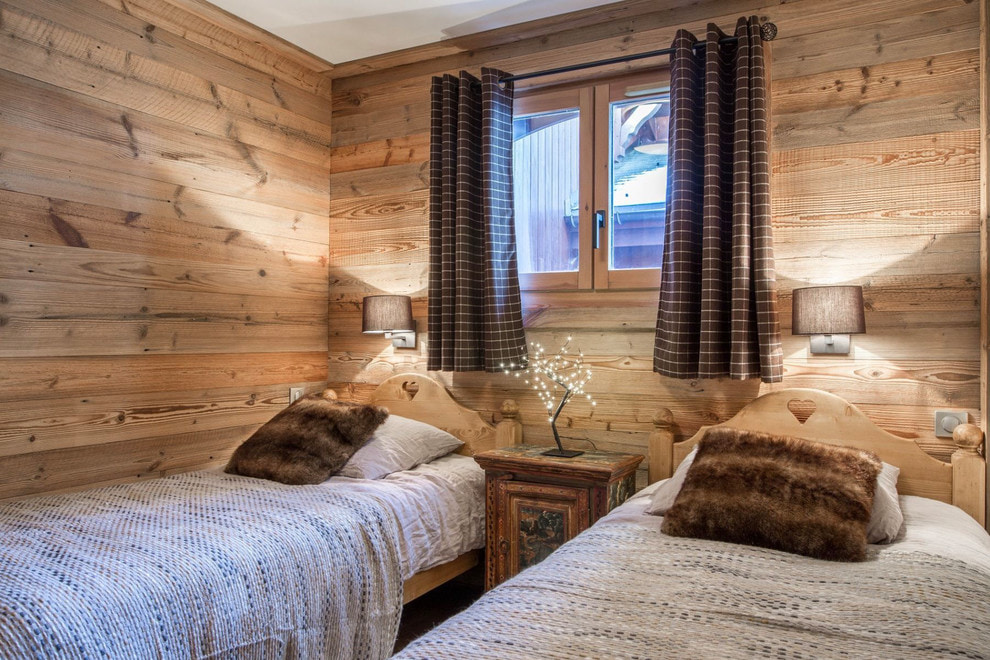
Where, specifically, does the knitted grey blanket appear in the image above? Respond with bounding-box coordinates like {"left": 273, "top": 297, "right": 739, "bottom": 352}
{"left": 0, "top": 471, "right": 403, "bottom": 659}
{"left": 396, "top": 495, "right": 990, "bottom": 659}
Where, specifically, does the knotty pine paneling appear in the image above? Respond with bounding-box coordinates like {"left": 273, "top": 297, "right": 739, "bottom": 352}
{"left": 0, "top": 0, "right": 332, "bottom": 499}
{"left": 328, "top": 0, "right": 983, "bottom": 474}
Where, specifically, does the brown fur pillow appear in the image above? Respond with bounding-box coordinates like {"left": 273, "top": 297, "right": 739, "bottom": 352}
{"left": 224, "top": 391, "right": 388, "bottom": 485}
{"left": 660, "top": 427, "right": 882, "bottom": 561}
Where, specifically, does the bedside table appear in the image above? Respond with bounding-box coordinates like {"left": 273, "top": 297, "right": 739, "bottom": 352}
{"left": 474, "top": 445, "right": 643, "bottom": 590}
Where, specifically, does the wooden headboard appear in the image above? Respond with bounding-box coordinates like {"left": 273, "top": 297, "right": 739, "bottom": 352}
{"left": 648, "top": 388, "right": 986, "bottom": 526}
{"left": 364, "top": 374, "right": 521, "bottom": 456}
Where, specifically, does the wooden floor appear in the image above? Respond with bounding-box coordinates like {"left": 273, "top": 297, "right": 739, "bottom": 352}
{"left": 394, "top": 565, "right": 484, "bottom": 653}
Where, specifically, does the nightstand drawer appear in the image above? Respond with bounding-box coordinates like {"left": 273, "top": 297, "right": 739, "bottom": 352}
{"left": 499, "top": 481, "right": 589, "bottom": 578}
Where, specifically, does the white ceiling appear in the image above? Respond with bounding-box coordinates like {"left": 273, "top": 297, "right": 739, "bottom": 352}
{"left": 209, "top": 0, "right": 619, "bottom": 65}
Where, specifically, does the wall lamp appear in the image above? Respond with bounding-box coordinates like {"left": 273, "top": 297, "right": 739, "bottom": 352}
{"left": 791, "top": 285, "right": 866, "bottom": 355}
{"left": 362, "top": 295, "right": 417, "bottom": 348}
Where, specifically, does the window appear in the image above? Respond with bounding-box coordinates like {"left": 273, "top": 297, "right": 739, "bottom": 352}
{"left": 513, "top": 74, "right": 670, "bottom": 290}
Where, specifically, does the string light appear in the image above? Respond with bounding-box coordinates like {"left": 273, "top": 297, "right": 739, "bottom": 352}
{"left": 502, "top": 337, "right": 597, "bottom": 429}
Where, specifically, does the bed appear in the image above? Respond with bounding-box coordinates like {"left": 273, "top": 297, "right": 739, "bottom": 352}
{"left": 0, "top": 374, "right": 517, "bottom": 659}
{"left": 395, "top": 388, "right": 990, "bottom": 659}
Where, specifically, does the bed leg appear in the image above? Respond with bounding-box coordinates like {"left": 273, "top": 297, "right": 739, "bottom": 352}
{"left": 951, "top": 423, "right": 986, "bottom": 527}
{"left": 648, "top": 408, "right": 675, "bottom": 484}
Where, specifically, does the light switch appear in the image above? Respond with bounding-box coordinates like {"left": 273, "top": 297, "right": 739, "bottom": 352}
{"left": 934, "top": 410, "right": 967, "bottom": 438}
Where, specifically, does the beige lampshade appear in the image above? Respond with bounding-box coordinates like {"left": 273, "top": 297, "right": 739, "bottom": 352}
{"left": 362, "top": 295, "right": 414, "bottom": 333}
{"left": 791, "top": 286, "right": 865, "bottom": 335}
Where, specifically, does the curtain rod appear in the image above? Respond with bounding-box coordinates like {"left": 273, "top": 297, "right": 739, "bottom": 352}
{"left": 499, "top": 22, "right": 777, "bottom": 85}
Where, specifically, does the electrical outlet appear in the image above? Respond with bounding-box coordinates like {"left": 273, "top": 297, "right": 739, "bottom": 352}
{"left": 289, "top": 387, "right": 305, "bottom": 403}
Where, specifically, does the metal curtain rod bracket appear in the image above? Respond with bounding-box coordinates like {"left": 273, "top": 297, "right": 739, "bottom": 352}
{"left": 500, "top": 21, "right": 777, "bottom": 85}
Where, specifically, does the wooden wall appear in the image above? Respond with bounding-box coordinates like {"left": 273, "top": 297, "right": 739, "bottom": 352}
{"left": 0, "top": 0, "right": 333, "bottom": 498}
{"left": 327, "top": 0, "right": 984, "bottom": 483}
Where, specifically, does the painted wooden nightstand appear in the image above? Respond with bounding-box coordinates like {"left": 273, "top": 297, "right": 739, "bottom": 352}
{"left": 474, "top": 445, "right": 643, "bottom": 590}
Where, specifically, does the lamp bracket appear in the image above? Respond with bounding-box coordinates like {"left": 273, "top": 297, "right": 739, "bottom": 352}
{"left": 809, "top": 333, "right": 851, "bottom": 355}
{"left": 384, "top": 321, "right": 417, "bottom": 349}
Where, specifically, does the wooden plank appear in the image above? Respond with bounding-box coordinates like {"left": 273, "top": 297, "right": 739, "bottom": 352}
{"left": 160, "top": 0, "right": 331, "bottom": 74}
{"left": 330, "top": 162, "right": 428, "bottom": 201}
{"left": 329, "top": 262, "right": 429, "bottom": 302}
{"left": 773, "top": 232, "right": 979, "bottom": 282}
{"left": 0, "top": 352, "right": 327, "bottom": 402}
{"left": 774, "top": 180, "right": 978, "bottom": 238}
{"left": 0, "top": 189, "right": 328, "bottom": 263}
{"left": 1, "top": 277, "right": 326, "bottom": 320}
{"left": 0, "top": 313, "right": 327, "bottom": 357}
{"left": 2, "top": 0, "right": 332, "bottom": 124}
{"left": 0, "top": 69, "right": 330, "bottom": 216}
{"left": 980, "top": 0, "right": 989, "bottom": 523}
{"left": 330, "top": 135, "right": 430, "bottom": 174}
{"left": 96, "top": 0, "right": 334, "bottom": 85}
{"left": 770, "top": 2, "right": 980, "bottom": 80}
{"left": 774, "top": 90, "right": 979, "bottom": 150}
{"left": 773, "top": 131, "right": 980, "bottom": 195}
{"left": 0, "top": 149, "right": 330, "bottom": 246}
{"left": 331, "top": 225, "right": 426, "bottom": 266}
{"left": 332, "top": 101, "right": 431, "bottom": 147}
{"left": 330, "top": 189, "right": 428, "bottom": 226}
{"left": 0, "top": 3, "right": 333, "bottom": 165}
{"left": 773, "top": 49, "right": 980, "bottom": 116}
{"left": 0, "top": 381, "right": 317, "bottom": 457}
{"left": 0, "top": 238, "right": 328, "bottom": 300}
{"left": 1, "top": 119, "right": 328, "bottom": 217}
{"left": 0, "top": 278, "right": 328, "bottom": 356}
{"left": 0, "top": 423, "right": 256, "bottom": 499}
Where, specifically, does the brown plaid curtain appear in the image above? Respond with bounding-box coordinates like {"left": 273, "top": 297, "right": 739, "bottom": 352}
{"left": 654, "top": 17, "right": 783, "bottom": 383}
{"left": 428, "top": 68, "right": 527, "bottom": 372}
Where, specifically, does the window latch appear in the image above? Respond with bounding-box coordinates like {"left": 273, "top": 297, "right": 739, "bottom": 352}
{"left": 593, "top": 210, "right": 606, "bottom": 249}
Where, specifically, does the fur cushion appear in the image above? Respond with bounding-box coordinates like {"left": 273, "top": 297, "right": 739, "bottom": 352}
{"left": 648, "top": 446, "right": 904, "bottom": 544}
{"left": 660, "top": 427, "right": 882, "bottom": 562}
{"left": 225, "top": 392, "right": 389, "bottom": 485}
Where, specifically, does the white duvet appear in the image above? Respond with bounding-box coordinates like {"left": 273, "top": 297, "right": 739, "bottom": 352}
{"left": 325, "top": 453, "right": 486, "bottom": 578}
{"left": 397, "top": 480, "right": 990, "bottom": 659}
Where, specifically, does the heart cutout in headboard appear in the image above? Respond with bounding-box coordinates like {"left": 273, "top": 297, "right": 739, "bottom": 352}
{"left": 401, "top": 380, "right": 420, "bottom": 401}
{"left": 786, "top": 399, "right": 816, "bottom": 425}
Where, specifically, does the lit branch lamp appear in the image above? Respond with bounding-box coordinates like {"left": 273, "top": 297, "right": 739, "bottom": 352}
{"left": 362, "top": 295, "right": 417, "bottom": 348}
{"left": 791, "top": 285, "right": 866, "bottom": 355}
{"left": 504, "top": 338, "right": 596, "bottom": 458}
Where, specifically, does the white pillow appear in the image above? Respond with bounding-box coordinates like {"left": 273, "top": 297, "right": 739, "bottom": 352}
{"left": 337, "top": 414, "right": 463, "bottom": 480}
{"left": 868, "top": 462, "right": 903, "bottom": 543}
{"left": 644, "top": 446, "right": 697, "bottom": 516}
{"left": 646, "top": 443, "right": 904, "bottom": 544}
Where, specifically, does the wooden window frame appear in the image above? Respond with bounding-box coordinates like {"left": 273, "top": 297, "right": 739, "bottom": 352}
{"left": 513, "top": 71, "right": 670, "bottom": 292}
{"left": 514, "top": 87, "right": 594, "bottom": 291}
